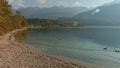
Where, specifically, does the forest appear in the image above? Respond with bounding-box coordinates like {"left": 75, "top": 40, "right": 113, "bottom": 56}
{"left": 0, "top": 0, "right": 28, "bottom": 35}
{"left": 28, "top": 18, "right": 78, "bottom": 29}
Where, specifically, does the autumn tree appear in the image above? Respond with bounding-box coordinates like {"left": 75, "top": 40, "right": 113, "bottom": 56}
{"left": 0, "top": 0, "right": 28, "bottom": 35}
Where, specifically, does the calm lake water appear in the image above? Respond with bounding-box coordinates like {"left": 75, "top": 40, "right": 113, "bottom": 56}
{"left": 22, "top": 27, "right": 120, "bottom": 68}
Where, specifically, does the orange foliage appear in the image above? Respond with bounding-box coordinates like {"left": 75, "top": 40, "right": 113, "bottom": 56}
{"left": 0, "top": 27, "right": 4, "bottom": 35}
{"left": 0, "top": 0, "right": 28, "bottom": 35}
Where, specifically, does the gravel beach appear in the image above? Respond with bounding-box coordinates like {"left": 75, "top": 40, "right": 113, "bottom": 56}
{"left": 0, "top": 28, "right": 87, "bottom": 68}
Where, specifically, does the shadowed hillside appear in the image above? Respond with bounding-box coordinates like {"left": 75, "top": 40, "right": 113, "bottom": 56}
{"left": 14, "top": 6, "right": 88, "bottom": 19}
{"left": 73, "top": 4, "right": 120, "bottom": 26}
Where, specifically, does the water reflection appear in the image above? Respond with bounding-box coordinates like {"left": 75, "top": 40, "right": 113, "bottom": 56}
{"left": 22, "top": 28, "right": 120, "bottom": 68}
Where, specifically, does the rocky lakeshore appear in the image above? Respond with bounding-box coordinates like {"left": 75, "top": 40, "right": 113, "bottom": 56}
{"left": 0, "top": 28, "right": 87, "bottom": 68}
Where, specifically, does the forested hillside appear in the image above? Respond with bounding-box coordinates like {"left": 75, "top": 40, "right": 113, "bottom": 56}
{"left": 0, "top": 0, "right": 28, "bottom": 35}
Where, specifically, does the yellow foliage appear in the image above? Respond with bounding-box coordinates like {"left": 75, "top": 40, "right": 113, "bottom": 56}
{"left": 0, "top": 0, "right": 28, "bottom": 35}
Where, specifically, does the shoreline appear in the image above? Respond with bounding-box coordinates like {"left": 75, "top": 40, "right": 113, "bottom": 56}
{"left": 0, "top": 28, "right": 87, "bottom": 68}
{"left": 26, "top": 43, "right": 97, "bottom": 68}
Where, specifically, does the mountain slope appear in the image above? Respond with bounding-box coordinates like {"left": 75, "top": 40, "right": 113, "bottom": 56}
{"left": 73, "top": 4, "right": 120, "bottom": 26}
{"left": 15, "top": 6, "right": 88, "bottom": 19}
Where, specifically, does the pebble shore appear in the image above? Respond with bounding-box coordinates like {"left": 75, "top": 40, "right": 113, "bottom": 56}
{"left": 0, "top": 28, "right": 87, "bottom": 68}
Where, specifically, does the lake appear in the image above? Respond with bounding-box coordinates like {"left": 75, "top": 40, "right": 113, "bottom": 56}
{"left": 22, "top": 27, "right": 120, "bottom": 68}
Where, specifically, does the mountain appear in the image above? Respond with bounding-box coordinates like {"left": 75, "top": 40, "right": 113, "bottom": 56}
{"left": 14, "top": 6, "right": 88, "bottom": 19}
{"left": 73, "top": 4, "right": 120, "bottom": 26}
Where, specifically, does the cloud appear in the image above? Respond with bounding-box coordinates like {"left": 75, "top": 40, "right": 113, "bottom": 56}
{"left": 81, "top": 0, "right": 115, "bottom": 8}
{"left": 37, "top": 0, "right": 47, "bottom": 4}
{"left": 75, "top": 1, "right": 82, "bottom": 6}
{"left": 7, "top": 0, "right": 24, "bottom": 8}
{"left": 7, "top": 0, "right": 14, "bottom": 4}
{"left": 59, "top": 1, "right": 63, "bottom": 5}
{"left": 7, "top": 0, "right": 116, "bottom": 8}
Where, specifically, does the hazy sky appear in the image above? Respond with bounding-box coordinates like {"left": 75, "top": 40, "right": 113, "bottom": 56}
{"left": 7, "top": 0, "right": 119, "bottom": 9}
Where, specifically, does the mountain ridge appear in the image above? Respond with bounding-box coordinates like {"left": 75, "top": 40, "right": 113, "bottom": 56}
{"left": 73, "top": 4, "right": 120, "bottom": 26}
{"left": 14, "top": 6, "right": 88, "bottom": 19}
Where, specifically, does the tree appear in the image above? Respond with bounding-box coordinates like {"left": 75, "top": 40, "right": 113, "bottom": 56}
{"left": 46, "top": 20, "right": 53, "bottom": 31}
{"left": 0, "top": 0, "right": 28, "bottom": 35}
{"left": 0, "top": 27, "right": 4, "bottom": 35}
{"left": 22, "top": 17, "right": 28, "bottom": 27}
{"left": 13, "top": 11, "right": 24, "bottom": 28}
{"left": 73, "top": 21, "right": 79, "bottom": 27}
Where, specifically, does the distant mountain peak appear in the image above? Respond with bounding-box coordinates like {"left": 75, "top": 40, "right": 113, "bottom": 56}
{"left": 14, "top": 6, "right": 88, "bottom": 19}
{"left": 52, "top": 5, "right": 65, "bottom": 8}
{"left": 73, "top": 4, "right": 120, "bottom": 26}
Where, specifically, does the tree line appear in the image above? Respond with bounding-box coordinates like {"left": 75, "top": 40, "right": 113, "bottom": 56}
{"left": 0, "top": 0, "right": 28, "bottom": 35}
{"left": 28, "top": 18, "right": 74, "bottom": 29}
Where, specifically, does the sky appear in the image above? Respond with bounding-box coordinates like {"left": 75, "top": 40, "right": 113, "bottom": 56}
{"left": 7, "top": 0, "right": 119, "bottom": 9}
